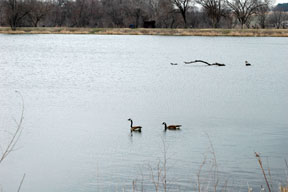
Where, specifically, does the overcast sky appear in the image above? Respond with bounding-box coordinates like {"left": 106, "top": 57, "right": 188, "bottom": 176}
{"left": 275, "top": 0, "right": 288, "bottom": 4}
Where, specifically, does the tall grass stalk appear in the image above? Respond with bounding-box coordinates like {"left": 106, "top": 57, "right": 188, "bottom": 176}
{"left": 206, "top": 133, "right": 219, "bottom": 192}
{"left": 255, "top": 152, "right": 272, "bottom": 192}
{"left": 0, "top": 91, "right": 24, "bottom": 164}
{"left": 17, "top": 173, "right": 26, "bottom": 192}
{"left": 197, "top": 155, "right": 207, "bottom": 192}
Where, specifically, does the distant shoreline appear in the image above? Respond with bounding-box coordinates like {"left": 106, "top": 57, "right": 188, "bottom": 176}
{"left": 1, "top": 27, "right": 288, "bottom": 37}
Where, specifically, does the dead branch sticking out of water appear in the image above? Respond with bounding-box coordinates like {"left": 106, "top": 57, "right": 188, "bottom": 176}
{"left": 184, "top": 60, "right": 226, "bottom": 66}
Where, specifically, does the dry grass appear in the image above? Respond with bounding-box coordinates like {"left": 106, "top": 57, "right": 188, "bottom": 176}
{"left": 130, "top": 142, "right": 288, "bottom": 192}
{"left": 0, "top": 27, "right": 288, "bottom": 37}
{"left": 255, "top": 152, "right": 272, "bottom": 192}
{"left": 254, "top": 153, "right": 288, "bottom": 192}
{"left": 0, "top": 91, "right": 25, "bottom": 164}
{"left": 127, "top": 135, "right": 288, "bottom": 192}
{"left": 0, "top": 91, "right": 26, "bottom": 192}
{"left": 281, "top": 186, "right": 288, "bottom": 192}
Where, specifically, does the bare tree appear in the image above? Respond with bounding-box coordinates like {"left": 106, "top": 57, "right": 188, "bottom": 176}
{"left": 69, "top": 0, "right": 89, "bottom": 27}
{"left": 226, "top": 0, "right": 268, "bottom": 28}
{"left": 125, "top": 0, "right": 155, "bottom": 28}
{"left": 256, "top": 0, "right": 272, "bottom": 28}
{"left": 27, "top": 0, "right": 51, "bottom": 27}
{"left": 48, "top": 0, "right": 71, "bottom": 27}
{"left": 127, "top": 0, "right": 143, "bottom": 28}
{"left": 196, "top": 0, "right": 227, "bottom": 27}
{"left": 256, "top": 3, "right": 269, "bottom": 28}
{"left": 154, "top": 0, "right": 179, "bottom": 28}
{"left": 268, "top": 9, "right": 288, "bottom": 28}
{"left": 2, "top": 0, "right": 32, "bottom": 30}
{"left": 102, "top": 0, "right": 126, "bottom": 27}
{"left": 0, "top": 0, "right": 4, "bottom": 24}
{"left": 146, "top": 0, "right": 160, "bottom": 21}
{"left": 85, "top": 0, "right": 103, "bottom": 27}
{"left": 171, "top": 0, "right": 192, "bottom": 27}
{"left": 1, "top": 0, "right": 281, "bottom": 29}
{"left": 43, "top": 0, "right": 102, "bottom": 27}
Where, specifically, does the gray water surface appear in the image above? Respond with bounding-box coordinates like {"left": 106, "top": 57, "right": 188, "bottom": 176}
{"left": 0, "top": 35, "right": 288, "bottom": 191}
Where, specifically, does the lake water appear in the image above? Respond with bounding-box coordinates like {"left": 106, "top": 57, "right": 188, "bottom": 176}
{"left": 0, "top": 34, "right": 287, "bottom": 192}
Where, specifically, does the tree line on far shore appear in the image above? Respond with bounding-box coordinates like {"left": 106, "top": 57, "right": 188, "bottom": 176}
{"left": 0, "top": 0, "right": 287, "bottom": 31}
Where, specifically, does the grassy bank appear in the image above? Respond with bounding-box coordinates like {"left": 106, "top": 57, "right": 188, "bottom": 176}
{"left": 1, "top": 27, "right": 288, "bottom": 37}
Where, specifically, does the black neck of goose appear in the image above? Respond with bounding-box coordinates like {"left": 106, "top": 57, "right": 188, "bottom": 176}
{"left": 130, "top": 120, "right": 133, "bottom": 127}
{"left": 164, "top": 123, "right": 167, "bottom": 130}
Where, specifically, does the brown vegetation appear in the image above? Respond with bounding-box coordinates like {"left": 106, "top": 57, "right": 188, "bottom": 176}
{"left": 281, "top": 186, "right": 288, "bottom": 192}
{"left": 0, "top": 27, "right": 288, "bottom": 36}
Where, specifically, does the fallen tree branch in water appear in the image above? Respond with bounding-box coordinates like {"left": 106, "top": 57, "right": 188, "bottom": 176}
{"left": 184, "top": 60, "right": 226, "bottom": 66}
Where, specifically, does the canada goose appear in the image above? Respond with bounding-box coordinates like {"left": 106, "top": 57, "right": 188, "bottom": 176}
{"left": 162, "top": 122, "right": 181, "bottom": 131}
{"left": 128, "top": 118, "right": 142, "bottom": 133}
{"left": 245, "top": 61, "right": 251, "bottom": 66}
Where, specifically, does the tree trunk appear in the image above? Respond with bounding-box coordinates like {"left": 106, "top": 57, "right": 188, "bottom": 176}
{"left": 180, "top": 10, "right": 187, "bottom": 28}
